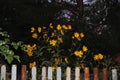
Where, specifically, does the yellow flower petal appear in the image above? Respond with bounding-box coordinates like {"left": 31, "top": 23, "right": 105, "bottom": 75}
{"left": 82, "top": 45, "right": 88, "bottom": 52}
{"left": 32, "top": 33, "right": 38, "bottom": 39}
{"left": 38, "top": 27, "right": 42, "bottom": 33}
{"left": 30, "top": 27, "right": 35, "bottom": 33}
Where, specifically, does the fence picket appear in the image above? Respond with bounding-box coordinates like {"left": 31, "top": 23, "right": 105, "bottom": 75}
{"left": 11, "top": 65, "right": 17, "bottom": 80}
{"left": 93, "top": 68, "right": 99, "bottom": 80}
{"left": 42, "top": 67, "right": 47, "bottom": 80}
{"left": 48, "top": 67, "right": 52, "bottom": 80}
{"left": 57, "top": 67, "right": 61, "bottom": 80}
{"left": 1, "top": 65, "right": 6, "bottom": 80}
{"left": 21, "top": 65, "right": 27, "bottom": 80}
{"left": 112, "top": 69, "right": 118, "bottom": 80}
{"left": 66, "top": 67, "right": 71, "bottom": 80}
{"left": 102, "top": 68, "right": 108, "bottom": 80}
{"left": 75, "top": 67, "right": 80, "bottom": 80}
{"left": 84, "top": 67, "right": 90, "bottom": 80}
{"left": 31, "top": 67, "right": 37, "bottom": 80}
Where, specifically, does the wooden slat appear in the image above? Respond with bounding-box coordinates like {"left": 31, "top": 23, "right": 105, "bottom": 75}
{"left": 112, "top": 69, "right": 118, "bottom": 80}
{"left": 84, "top": 67, "right": 90, "bottom": 80}
{"left": 57, "top": 67, "right": 61, "bottom": 80}
{"left": 75, "top": 67, "right": 80, "bottom": 80}
{"left": 42, "top": 67, "right": 46, "bottom": 80}
{"left": 31, "top": 67, "right": 37, "bottom": 80}
{"left": 93, "top": 68, "right": 99, "bottom": 80}
{"left": 66, "top": 67, "right": 71, "bottom": 80}
{"left": 48, "top": 67, "right": 52, "bottom": 80}
{"left": 11, "top": 65, "right": 17, "bottom": 80}
{"left": 1, "top": 65, "right": 6, "bottom": 80}
{"left": 102, "top": 68, "right": 108, "bottom": 80}
{"left": 21, "top": 65, "right": 27, "bottom": 80}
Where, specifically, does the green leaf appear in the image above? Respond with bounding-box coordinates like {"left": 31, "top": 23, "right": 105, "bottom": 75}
{"left": 14, "top": 56, "right": 21, "bottom": 62}
{"left": 5, "top": 56, "right": 14, "bottom": 64}
{"left": 11, "top": 42, "right": 19, "bottom": 50}
{"left": 0, "top": 31, "right": 10, "bottom": 37}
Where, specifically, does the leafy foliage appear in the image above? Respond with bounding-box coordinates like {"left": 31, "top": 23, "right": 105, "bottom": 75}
{"left": 0, "top": 28, "right": 26, "bottom": 64}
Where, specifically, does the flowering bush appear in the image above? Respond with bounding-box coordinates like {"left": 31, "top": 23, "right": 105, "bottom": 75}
{"left": 25, "top": 23, "right": 91, "bottom": 68}
{"left": 25, "top": 23, "right": 114, "bottom": 71}
{"left": 24, "top": 23, "right": 115, "bottom": 79}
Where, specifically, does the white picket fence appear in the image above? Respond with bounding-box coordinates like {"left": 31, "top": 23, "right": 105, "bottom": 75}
{"left": 0, "top": 65, "right": 119, "bottom": 80}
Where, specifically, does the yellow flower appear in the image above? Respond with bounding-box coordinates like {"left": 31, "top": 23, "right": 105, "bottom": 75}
{"left": 82, "top": 45, "right": 88, "bottom": 52}
{"left": 68, "top": 25, "right": 72, "bottom": 30}
{"left": 74, "top": 32, "right": 79, "bottom": 38}
{"left": 38, "top": 27, "right": 42, "bottom": 33}
{"left": 51, "top": 32, "right": 55, "bottom": 37}
{"left": 29, "top": 61, "right": 36, "bottom": 68}
{"left": 32, "top": 44, "right": 37, "bottom": 50}
{"left": 55, "top": 58, "right": 62, "bottom": 64}
{"left": 58, "top": 37, "right": 63, "bottom": 43}
{"left": 43, "top": 33, "right": 47, "bottom": 37}
{"left": 94, "top": 53, "right": 104, "bottom": 61}
{"left": 62, "top": 25, "right": 68, "bottom": 30}
{"left": 49, "top": 23, "right": 53, "bottom": 28}
{"left": 98, "top": 53, "right": 103, "bottom": 60}
{"left": 80, "top": 33, "right": 84, "bottom": 38}
{"left": 74, "top": 51, "right": 79, "bottom": 56}
{"left": 94, "top": 54, "right": 99, "bottom": 61}
{"left": 30, "top": 27, "right": 35, "bottom": 33}
{"left": 57, "top": 24, "right": 62, "bottom": 30}
{"left": 49, "top": 39, "right": 57, "bottom": 46}
{"left": 26, "top": 51, "right": 33, "bottom": 56}
{"left": 78, "top": 50, "right": 83, "bottom": 57}
{"left": 32, "top": 33, "right": 38, "bottom": 39}
{"left": 65, "top": 57, "right": 69, "bottom": 64}
{"left": 25, "top": 45, "right": 33, "bottom": 56}
{"left": 25, "top": 44, "right": 37, "bottom": 57}
{"left": 60, "top": 30, "right": 64, "bottom": 35}
{"left": 55, "top": 58, "right": 59, "bottom": 64}
{"left": 52, "top": 66, "right": 56, "bottom": 72}
{"left": 81, "top": 63, "right": 85, "bottom": 69}
{"left": 74, "top": 50, "right": 83, "bottom": 58}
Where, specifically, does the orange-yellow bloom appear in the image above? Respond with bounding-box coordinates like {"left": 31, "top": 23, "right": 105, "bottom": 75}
{"left": 31, "top": 27, "right": 35, "bottom": 33}
{"left": 74, "top": 32, "right": 79, "bottom": 38}
{"left": 62, "top": 25, "right": 68, "bottom": 30}
{"left": 74, "top": 50, "right": 83, "bottom": 58}
{"left": 60, "top": 30, "right": 64, "bottom": 35}
{"left": 68, "top": 25, "right": 72, "bottom": 30}
{"left": 29, "top": 61, "right": 36, "bottom": 68}
{"left": 82, "top": 45, "right": 88, "bottom": 52}
{"left": 94, "top": 53, "right": 104, "bottom": 61}
{"left": 65, "top": 57, "right": 69, "bottom": 64}
{"left": 98, "top": 53, "right": 104, "bottom": 60}
{"left": 58, "top": 37, "right": 63, "bottom": 43}
{"left": 32, "top": 33, "right": 38, "bottom": 39}
{"left": 80, "top": 33, "right": 84, "bottom": 38}
{"left": 52, "top": 66, "right": 56, "bottom": 72}
{"left": 57, "top": 24, "right": 62, "bottom": 30}
{"left": 38, "top": 27, "right": 42, "bottom": 33}
{"left": 49, "top": 23, "right": 53, "bottom": 28}
{"left": 43, "top": 33, "right": 47, "bottom": 37}
{"left": 49, "top": 39, "right": 57, "bottom": 46}
{"left": 51, "top": 32, "right": 55, "bottom": 37}
{"left": 94, "top": 54, "right": 99, "bottom": 61}
{"left": 25, "top": 44, "right": 37, "bottom": 57}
